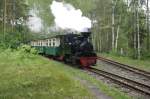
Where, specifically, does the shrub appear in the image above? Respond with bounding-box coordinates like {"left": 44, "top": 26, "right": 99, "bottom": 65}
{"left": 17, "top": 44, "right": 38, "bottom": 55}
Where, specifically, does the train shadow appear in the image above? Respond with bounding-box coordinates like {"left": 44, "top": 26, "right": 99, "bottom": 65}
{"left": 43, "top": 55, "right": 84, "bottom": 70}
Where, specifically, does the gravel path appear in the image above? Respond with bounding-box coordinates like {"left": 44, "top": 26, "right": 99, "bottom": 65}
{"left": 76, "top": 77, "right": 112, "bottom": 99}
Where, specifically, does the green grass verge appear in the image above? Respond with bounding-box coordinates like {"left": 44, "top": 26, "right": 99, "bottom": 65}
{"left": 0, "top": 49, "right": 93, "bottom": 99}
{"left": 0, "top": 49, "right": 131, "bottom": 99}
{"left": 98, "top": 53, "right": 150, "bottom": 72}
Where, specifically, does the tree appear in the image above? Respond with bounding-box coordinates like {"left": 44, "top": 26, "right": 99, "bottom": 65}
{"left": 0, "top": 0, "right": 29, "bottom": 48}
{"left": 146, "top": 0, "right": 149, "bottom": 51}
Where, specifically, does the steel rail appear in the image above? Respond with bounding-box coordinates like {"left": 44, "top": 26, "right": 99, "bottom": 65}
{"left": 97, "top": 56, "right": 150, "bottom": 78}
{"left": 87, "top": 67, "right": 150, "bottom": 96}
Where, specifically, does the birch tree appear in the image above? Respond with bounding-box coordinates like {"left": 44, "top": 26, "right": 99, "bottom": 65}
{"left": 112, "top": 0, "right": 117, "bottom": 50}
{"left": 136, "top": 0, "right": 141, "bottom": 59}
{"left": 146, "top": 0, "right": 149, "bottom": 51}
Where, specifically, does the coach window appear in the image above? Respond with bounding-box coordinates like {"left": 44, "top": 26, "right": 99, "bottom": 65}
{"left": 40, "top": 41, "right": 41, "bottom": 46}
{"left": 41, "top": 41, "right": 44, "bottom": 46}
{"left": 42, "top": 41, "right": 43, "bottom": 46}
{"left": 37, "top": 41, "right": 40, "bottom": 46}
{"left": 47, "top": 40, "right": 49, "bottom": 46}
{"left": 56, "top": 38, "right": 60, "bottom": 47}
{"left": 41, "top": 41, "right": 43, "bottom": 46}
{"left": 46, "top": 40, "right": 48, "bottom": 46}
{"left": 39, "top": 41, "right": 41, "bottom": 46}
{"left": 49, "top": 39, "right": 51, "bottom": 47}
{"left": 34, "top": 42, "right": 37, "bottom": 46}
{"left": 51, "top": 39, "right": 53, "bottom": 47}
{"left": 43, "top": 40, "right": 45, "bottom": 46}
{"left": 49, "top": 40, "right": 51, "bottom": 47}
{"left": 34, "top": 42, "right": 36, "bottom": 46}
{"left": 53, "top": 39, "right": 55, "bottom": 47}
{"left": 34, "top": 42, "right": 35, "bottom": 46}
{"left": 31, "top": 42, "right": 33, "bottom": 46}
{"left": 53, "top": 42, "right": 55, "bottom": 46}
{"left": 38, "top": 41, "right": 40, "bottom": 46}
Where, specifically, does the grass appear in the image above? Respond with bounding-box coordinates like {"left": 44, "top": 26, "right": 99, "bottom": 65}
{"left": 0, "top": 49, "right": 131, "bottom": 99}
{"left": 0, "top": 49, "right": 93, "bottom": 99}
{"left": 99, "top": 53, "right": 150, "bottom": 72}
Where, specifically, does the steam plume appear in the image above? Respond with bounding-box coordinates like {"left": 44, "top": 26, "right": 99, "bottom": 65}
{"left": 27, "top": 9, "right": 43, "bottom": 33}
{"left": 50, "top": 1, "right": 92, "bottom": 32}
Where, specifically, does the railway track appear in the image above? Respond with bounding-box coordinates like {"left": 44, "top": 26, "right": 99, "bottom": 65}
{"left": 97, "top": 56, "right": 150, "bottom": 78}
{"left": 87, "top": 67, "right": 150, "bottom": 96}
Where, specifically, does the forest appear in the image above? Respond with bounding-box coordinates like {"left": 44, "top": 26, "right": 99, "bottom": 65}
{"left": 0, "top": 0, "right": 150, "bottom": 59}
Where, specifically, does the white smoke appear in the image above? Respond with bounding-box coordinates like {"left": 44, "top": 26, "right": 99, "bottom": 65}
{"left": 50, "top": 1, "right": 92, "bottom": 32}
{"left": 27, "top": 9, "right": 43, "bottom": 33}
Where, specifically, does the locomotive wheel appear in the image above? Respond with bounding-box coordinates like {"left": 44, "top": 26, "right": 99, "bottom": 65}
{"left": 71, "top": 56, "right": 77, "bottom": 65}
{"left": 63, "top": 57, "right": 68, "bottom": 63}
{"left": 72, "top": 56, "right": 82, "bottom": 68}
{"left": 63, "top": 55, "right": 70, "bottom": 63}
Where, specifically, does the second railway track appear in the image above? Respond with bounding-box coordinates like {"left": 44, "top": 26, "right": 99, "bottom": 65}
{"left": 86, "top": 67, "right": 150, "bottom": 96}
{"left": 97, "top": 56, "right": 150, "bottom": 78}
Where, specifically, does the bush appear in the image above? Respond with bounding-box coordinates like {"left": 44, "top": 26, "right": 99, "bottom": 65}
{"left": 17, "top": 44, "right": 38, "bottom": 55}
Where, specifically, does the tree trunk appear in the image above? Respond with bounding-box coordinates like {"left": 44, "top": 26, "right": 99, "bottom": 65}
{"left": 133, "top": 0, "right": 138, "bottom": 59}
{"left": 137, "top": 1, "right": 141, "bottom": 59}
{"left": 11, "top": 0, "right": 16, "bottom": 32}
{"left": 3, "top": 0, "right": 7, "bottom": 40}
{"left": 146, "top": 0, "right": 150, "bottom": 51}
{"left": 112, "top": 0, "right": 117, "bottom": 51}
{"left": 115, "top": 16, "right": 121, "bottom": 50}
{"left": 112, "top": 5, "right": 115, "bottom": 50}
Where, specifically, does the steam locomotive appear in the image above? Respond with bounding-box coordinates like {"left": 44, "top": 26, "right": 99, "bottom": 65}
{"left": 30, "top": 32, "right": 97, "bottom": 67}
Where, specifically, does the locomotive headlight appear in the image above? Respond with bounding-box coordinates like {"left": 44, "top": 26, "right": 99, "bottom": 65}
{"left": 69, "top": 43, "right": 72, "bottom": 45}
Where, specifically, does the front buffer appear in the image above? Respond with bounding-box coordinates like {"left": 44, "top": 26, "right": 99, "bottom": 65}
{"left": 80, "top": 57, "right": 97, "bottom": 67}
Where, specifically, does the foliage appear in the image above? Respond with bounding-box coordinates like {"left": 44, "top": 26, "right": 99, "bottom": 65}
{"left": 0, "top": 0, "right": 31, "bottom": 48}
{"left": 17, "top": 44, "right": 38, "bottom": 54}
{"left": 93, "top": 0, "right": 150, "bottom": 59}
{"left": 0, "top": 26, "right": 32, "bottom": 48}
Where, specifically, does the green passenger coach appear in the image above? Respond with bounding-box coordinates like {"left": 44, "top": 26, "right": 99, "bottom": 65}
{"left": 30, "top": 35, "right": 71, "bottom": 57}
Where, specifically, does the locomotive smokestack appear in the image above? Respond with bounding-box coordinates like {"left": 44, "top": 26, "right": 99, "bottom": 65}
{"left": 81, "top": 28, "right": 91, "bottom": 38}
{"left": 81, "top": 28, "right": 91, "bottom": 34}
